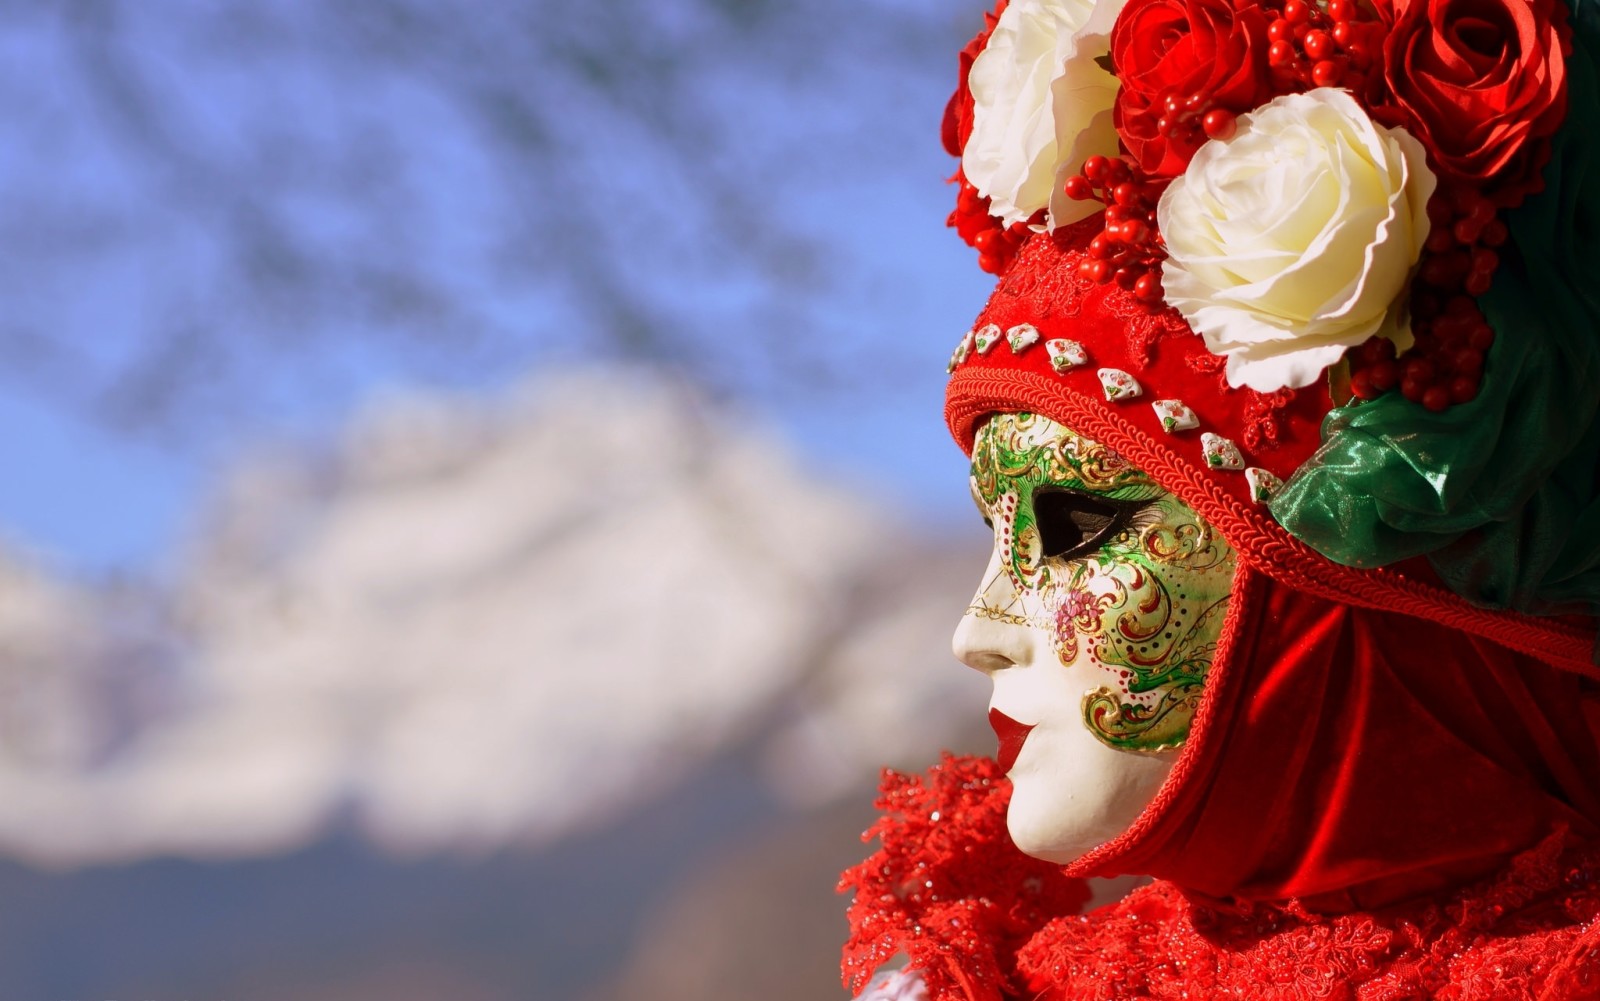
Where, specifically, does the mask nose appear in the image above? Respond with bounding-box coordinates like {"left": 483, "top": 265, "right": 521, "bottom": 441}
{"left": 952, "top": 548, "right": 1035, "bottom": 675}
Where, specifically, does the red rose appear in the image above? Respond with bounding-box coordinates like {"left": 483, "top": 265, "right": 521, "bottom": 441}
{"left": 1111, "top": 0, "right": 1275, "bottom": 177}
{"left": 1375, "top": 0, "right": 1569, "bottom": 205}
{"left": 943, "top": 1, "right": 1010, "bottom": 158}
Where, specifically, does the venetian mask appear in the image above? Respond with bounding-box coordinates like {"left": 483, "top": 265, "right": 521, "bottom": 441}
{"left": 952, "top": 412, "right": 1238, "bottom": 863}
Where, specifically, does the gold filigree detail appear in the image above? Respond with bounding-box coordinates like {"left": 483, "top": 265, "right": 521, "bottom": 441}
{"left": 964, "top": 602, "right": 1037, "bottom": 628}
{"left": 1081, "top": 683, "right": 1202, "bottom": 755}
{"left": 973, "top": 412, "right": 1161, "bottom": 507}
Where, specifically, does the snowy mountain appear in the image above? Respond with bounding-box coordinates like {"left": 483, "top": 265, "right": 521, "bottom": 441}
{"left": 0, "top": 367, "right": 988, "bottom": 868}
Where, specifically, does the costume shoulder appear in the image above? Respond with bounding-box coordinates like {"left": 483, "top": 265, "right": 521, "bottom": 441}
{"left": 845, "top": 781, "right": 1600, "bottom": 1001}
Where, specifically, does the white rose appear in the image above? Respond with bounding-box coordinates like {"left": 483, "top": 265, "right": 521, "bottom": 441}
{"left": 1158, "top": 88, "right": 1436, "bottom": 393}
{"left": 963, "top": 0, "right": 1125, "bottom": 229}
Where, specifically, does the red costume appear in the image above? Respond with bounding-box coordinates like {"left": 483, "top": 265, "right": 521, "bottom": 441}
{"left": 841, "top": 0, "right": 1600, "bottom": 994}
{"left": 842, "top": 567, "right": 1600, "bottom": 998}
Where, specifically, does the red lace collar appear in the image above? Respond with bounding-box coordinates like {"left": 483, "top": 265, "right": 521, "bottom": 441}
{"left": 841, "top": 755, "right": 1600, "bottom": 1001}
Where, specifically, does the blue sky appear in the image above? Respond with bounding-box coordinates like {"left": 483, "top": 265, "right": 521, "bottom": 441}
{"left": 0, "top": 1, "right": 996, "bottom": 576}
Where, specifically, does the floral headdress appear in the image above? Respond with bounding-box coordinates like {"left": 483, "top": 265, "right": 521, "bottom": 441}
{"left": 942, "top": 0, "right": 1600, "bottom": 665}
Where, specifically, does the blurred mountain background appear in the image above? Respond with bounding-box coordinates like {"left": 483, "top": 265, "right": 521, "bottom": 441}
{"left": 0, "top": 1, "right": 1003, "bottom": 998}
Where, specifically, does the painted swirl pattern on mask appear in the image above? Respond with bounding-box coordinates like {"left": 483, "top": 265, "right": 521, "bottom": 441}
{"left": 971, "top": 413, "right": 1237, "bottom": 753}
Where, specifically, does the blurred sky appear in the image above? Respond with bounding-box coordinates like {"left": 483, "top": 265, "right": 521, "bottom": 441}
{"left": 0, "top": 0, "right": 994, "bottom": 575}
{"left": 0, "top": 8, "right": 1010, "bottom": 995}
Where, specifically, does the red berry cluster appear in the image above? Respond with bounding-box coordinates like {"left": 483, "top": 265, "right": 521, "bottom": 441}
{"left": 1348, "top": 297, "right": 1494, "bottom": 411}
{"left": 950, "top": 175, "right": 1037, "bottom": 275}
{"left": 1265, "top": 0, "right": 1384, "bottom": 98}
{"left": 1062, "top": 155, "right": 1170, "bottom": 307}
{"left": 1148, "top": 93, "right": 1242, "bottom": 163}
{"left": 1347, "top": 186, "right": 1506, "bottom": 410}
{"left": 1418, "top": 185, "right": 1507, "bottom": 297}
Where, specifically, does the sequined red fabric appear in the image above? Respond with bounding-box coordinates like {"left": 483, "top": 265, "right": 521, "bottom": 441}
{"left": 842, "top": 756, "right": 1600, "bottom": 1001}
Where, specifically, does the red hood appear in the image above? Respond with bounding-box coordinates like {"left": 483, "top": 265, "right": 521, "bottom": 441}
{"left": 1066, "top": 560, "right": 1600, "bottom": 909}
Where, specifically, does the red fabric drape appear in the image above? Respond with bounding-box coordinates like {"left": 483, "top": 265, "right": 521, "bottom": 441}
{"left": 1067, "top": 561, "right": 1600, "bottom": 909}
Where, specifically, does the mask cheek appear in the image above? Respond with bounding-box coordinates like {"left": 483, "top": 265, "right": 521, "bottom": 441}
{"left": 1004, "top": 702, "right": 1179, "bottom": 864}
{"left": 1081, "top": 558, "right": 1235, "bottom": 752}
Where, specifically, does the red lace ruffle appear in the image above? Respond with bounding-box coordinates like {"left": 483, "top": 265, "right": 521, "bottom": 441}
{"left": 842, "top": 756, "right": 1600, "bottom": 1001}
{"left": 838, "top": 754, "right": 1092, "bottom": 1001}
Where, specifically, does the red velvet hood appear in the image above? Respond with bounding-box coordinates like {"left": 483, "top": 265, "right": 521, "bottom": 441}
{"left": 1067, "top": 562, "right": 1600, "bottom": 909}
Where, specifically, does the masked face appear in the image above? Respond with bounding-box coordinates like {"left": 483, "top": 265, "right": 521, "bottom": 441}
{"left": 952, "top": 412, "right": 1237, "bottom": 863}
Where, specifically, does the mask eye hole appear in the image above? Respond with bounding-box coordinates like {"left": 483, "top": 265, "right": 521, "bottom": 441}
{"left": 1032, "top": 489, "right": 1136, "bottom": 562}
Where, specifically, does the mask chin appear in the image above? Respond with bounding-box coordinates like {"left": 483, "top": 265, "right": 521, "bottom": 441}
{"left": 1005, "top": 805, "right": 1107, "bottom": 865}
{"left": 999, "top": 712, "right": 1177, "bottom": 865}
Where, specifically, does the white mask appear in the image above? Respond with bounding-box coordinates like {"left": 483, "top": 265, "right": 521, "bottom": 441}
{"left": 952, "top": 412, "right": 1237, "bottom": 863}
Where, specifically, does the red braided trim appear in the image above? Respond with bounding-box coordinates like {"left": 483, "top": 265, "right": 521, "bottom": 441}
{"left": 946, "top": 368, "right": 1600, "bottom": 679}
